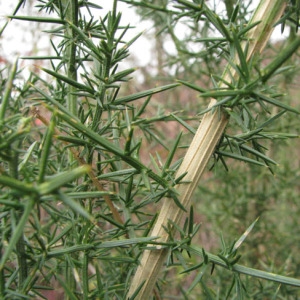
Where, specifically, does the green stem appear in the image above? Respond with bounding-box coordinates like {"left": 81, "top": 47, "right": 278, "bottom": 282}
{"left": 62, "top": 0, "right": 79, "bottom": 166}
{"left": 82, "top": 251, "right": 89, "bottom": 300}
{"left": 111, "top": 117, "right": 138, "bottom": 249}
{"left": 10, "top": 146, "right": 28, "bottom": 289}
{"left": 224, "top": 0, "right": 236, "bottom": 19}
{"left": 0, "top": 242, "right": 4, "bottom": 297}
{"left": 92, "top": 0, "right": 118, "bottom": 130}
{"left": 65, "top": 256, "right": 76, "bottom": 300}
{"left": 185, "top": 245, "right": 300, "bottom": 287}
{"left": 261, "top": 36, "right": 300, "bottom": 82}
{"left": 16, "top": 236, "right": 28, "bottom": 290}
{"left": 91, "top": 86, "right": 105, "bottom": 131}
{"left": 62, "top": 0, "right": 78, "bottom": 116}
{"left": 0, "top": 197, "right": 35, "bottom": 273}
{"left": 0, "top": 58, "right": 18, "bottom": 124}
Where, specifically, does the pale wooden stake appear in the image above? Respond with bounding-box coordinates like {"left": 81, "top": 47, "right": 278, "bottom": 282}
{"left": 128, "top": 1, "right": 287, "bottom": 298}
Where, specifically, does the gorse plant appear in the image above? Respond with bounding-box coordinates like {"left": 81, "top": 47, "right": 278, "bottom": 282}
{"left": 0, "top": 0, "right": 300, "bottom": 299}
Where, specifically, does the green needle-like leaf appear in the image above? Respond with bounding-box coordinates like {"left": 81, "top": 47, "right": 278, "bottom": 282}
{"left": 0, "top": 175, "right": 37, "bottom": 194}
{"left": 41, "top": 67, "right": 95, "bottom": 94}
{"left": 232, "top": 30, "right": 249, "bottom": 81}
{"left": 96, "top": 237, "right": 158, "bottom": 248}
{"left": 0, "top": 198, "right": 35, "bottom": 271}
{"left": 177, "top": 80, "right": 207, "bottom": 93}
{"left": 253, "top": 92, "right": 299, "bottom": 114}
{"left": 38, "top": 165, "right": 91, "bottom": 195}
{"left": 114, "top": 83, "right": 180, "bottom": 104}
{"left": 38, "top": 115, "right": 56, "bottom": 183}
{"left": 216, "top": 150, "right": 267, "bottom": 166}
{"left": 232, "top": 218, "right": 259, "bottom": 253}
{"left": 239, "top": 144, "right": 278, "bottom": 165}
{"left": 7, "top": 15, "right": 65, "bottom": 24}
{"left": 161, "top": 132, "right": 183, "bottom": 178}
{"left": 0, "top": 58, "right": 18, "bottom": 123}
{"left": 57, "top": 191, "right": 93, "bottom": 221}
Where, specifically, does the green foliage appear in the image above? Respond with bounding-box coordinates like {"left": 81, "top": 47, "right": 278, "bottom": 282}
{"left": 0, "top": 0, "right": 300, "bottom": 299}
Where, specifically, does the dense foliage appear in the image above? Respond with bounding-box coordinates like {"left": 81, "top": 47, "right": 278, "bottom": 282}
{"left": 0, "top": 0, "right": 299, "bottom": 299}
